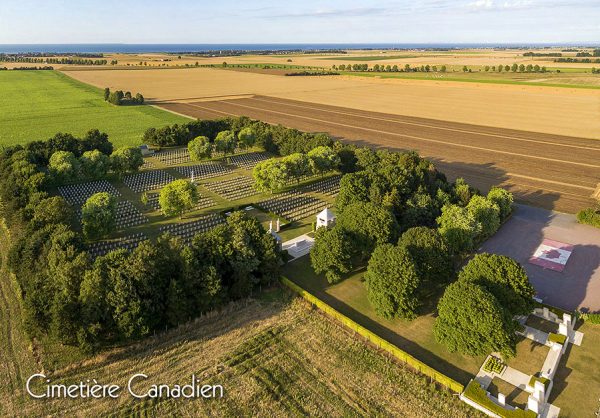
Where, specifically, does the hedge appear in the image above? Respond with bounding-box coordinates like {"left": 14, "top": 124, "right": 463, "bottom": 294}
{"left": 463, "top": 380, "right": 537, "bottom": 418}
{"left": 576, "top": 207, "right": 600, "bottom": 228}
{"left": 528, "top": 374, "right": 550, "bottom": 390}
{"left": 280, "top": 276, "right": 465, "bottom": 393}
{"left": 547, "top": 333, "right": 567, "bottom": 345}
{"left": 578, "top": 312, "right": 600, "bottom": 325}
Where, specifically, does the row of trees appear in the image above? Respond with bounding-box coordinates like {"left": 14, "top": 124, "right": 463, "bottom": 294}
{"left": 48, "top": 145, "right": 143, "bottom": 182}
{"left": 484, "top": 64, "right": 547, "bottom": 73}
{"left": 332, "top": 63, "right": 448, "bottom": 73}
{"left": 104, "top": 88, "right": 144, "bottom": 105}
{"left": 187, "top": 128, "right": 256, "bottom": 161}
{"left": 143, "top": 117, "right": 334, "bottom": 157}
{"left": 253, "top": 146, "right": 340, "bottom": 192}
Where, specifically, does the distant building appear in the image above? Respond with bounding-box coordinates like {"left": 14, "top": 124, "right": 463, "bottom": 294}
{"left": 316, "top": 207, "right": 336, "bottom": 229}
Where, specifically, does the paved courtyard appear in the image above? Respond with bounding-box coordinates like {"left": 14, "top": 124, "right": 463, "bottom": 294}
{"left": 479, "top": 204, "right": 600, "bottom": 312}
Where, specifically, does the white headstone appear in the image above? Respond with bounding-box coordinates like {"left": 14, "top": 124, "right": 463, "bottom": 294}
{"left": 276, "top": 218, "right": 280, "bottom": 232}
{"left": 268, "top": 220, "right": 273, "bottom": 233}
{"left": 191, "top": 170, "right": 195, "bottom": 183}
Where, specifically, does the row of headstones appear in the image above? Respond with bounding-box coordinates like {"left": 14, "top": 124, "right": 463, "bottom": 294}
{"left": 303, "top": 175, "right": 342, "bottom": 196}
{"left": 140, "top": 159, "right": 156, "bottom": 170}
{"left": 58, "top": 180, "right": 121, "bottom": 206}
{"left": 145, "top": 192, "right": 216, "bottom": 212}
{"left": 228, "top": 152, "right": 272, "bottom": 170}
{"left": 155, "top": 147, "right": 247, "bottom": 167}
{"left": 203, "top": 176, "right": 258, "bottom": 201}
{"left": 87, "top": 232, "right": 148, "bottom": 259}
{"left": 158, "top": 213, "right": 225, "bottom": 245}
{"left": 123, "top": 170, "right": 175, "bottom": 193}
{"left": 258, "top": 191, "right": 328, "bottom": 222}
{"left": 176, "top": 162, "right": 233, "bottom": 179}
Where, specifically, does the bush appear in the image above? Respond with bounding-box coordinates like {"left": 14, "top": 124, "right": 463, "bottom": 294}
{"left": 548, "top": 333, "right": 567, "bottom": 345}
{"left": 482, "top": 356, "right": 505, "bottom": 374}
{"left": 577, "top": 207, "right": 600, "bottom": 228}
{"left": 463, "top": 380, "right": 536, "bottom": 418}
{"left": 579, "top": 312, "right": 600, "bottom": 324}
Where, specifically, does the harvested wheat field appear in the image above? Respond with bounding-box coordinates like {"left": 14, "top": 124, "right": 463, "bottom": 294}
{"left": 160, "top": 95, "right": 600, "bottom": 213}
{"left": 65, "top": 67, "right": 600, "bottom": 139}
{"left": 1, "top": 294, "right": 477, "bottom": 417}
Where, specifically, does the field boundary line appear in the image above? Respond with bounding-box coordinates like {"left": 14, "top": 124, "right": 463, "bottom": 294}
{"left": 150, "top": 105, "right": 195, "bottom": 120}
{"left": 279, "top": 276, "right": 465, "bottom": 393}
{"left": 248, "top": 96, "right": 600, "bottom": 151}
{"left": 214, "top": 99, "right": 600, "bottom": 169}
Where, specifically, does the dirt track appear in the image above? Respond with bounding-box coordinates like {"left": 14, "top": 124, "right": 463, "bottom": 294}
{"left": 158, "top": 95, "right": 600, "bottom": 213}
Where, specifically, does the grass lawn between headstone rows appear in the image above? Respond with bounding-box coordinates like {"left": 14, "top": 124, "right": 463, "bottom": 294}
{"left": 55, "top": 148, "right": 339, "bottom": 247}
{"left": 282, "top": 255, "right": 600, "bottom": 416}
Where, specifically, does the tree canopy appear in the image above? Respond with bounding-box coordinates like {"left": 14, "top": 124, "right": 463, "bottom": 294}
{"left": 365, "top": 244, "right": 420, "bottom": 319}
{"left": 310, "top": 226, "right": 354, "bottom": 284}
{"left": 187, "top": 135, "right": 213, "bottom": 161}
{"left": 159, "top": 179, "right": 199, "bottom": 218}
{"left": 81, "top": 192, "right": 117, "bottom": 240}
{"left": 434, "top": 280, "right": 517, "bottom": 358}
{"left": 110, "top": 146, "right": 143, "bottom": 175}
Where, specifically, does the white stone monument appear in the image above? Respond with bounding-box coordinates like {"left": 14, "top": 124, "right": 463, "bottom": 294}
{"left": 316, "top": 207, "right": 336, "bottom": 229}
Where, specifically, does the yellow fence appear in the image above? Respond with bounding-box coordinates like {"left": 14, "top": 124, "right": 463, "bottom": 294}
{"left": 280, "top": 276, "right": 465, "bottom": 394}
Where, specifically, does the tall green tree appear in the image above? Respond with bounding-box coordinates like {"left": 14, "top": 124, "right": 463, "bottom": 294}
{"left": 188, "top": 135, "right": 213, "bottom": 161}
{"left": 466, "top": 195, "right": 501, "bottom": 240}
{"left": 487, "top": 187, "right": 513, "bottom": 221}
{"left": 307, "top": 146, "right": 340, "bottom": 176}
{"left": 436, "top": 204, "right": 481, "bottom": 255}
{"left": 80, "top": 149, "right": 110, "bottom": 179}
{"left": 110, "top": 146, "right": 143, "bottom": 175}
{"left": 159, "top": 179, "right": 199, "bottom": 218}
{"left": 310, "top": 226, "right": 354, "bottom": 284}
{"left": 237, "top": 127, "right": 256, "bottom": 150}
{"left": 214, "top": 130, "right": 237, "bottom": 158}
{"left": 458, "top": 253, "right": 535, "bottom": 316}
{"left": 365, "top": 244, "right": 420, "bottom": 319}
{"left": 48, "top": 150, "right": 80, "bottom": 182}
{"left": 434, "top": 280, "right": 517, "bottom": 358}
{"left": 81, "top": 192, "right": 117, "bottom": 240}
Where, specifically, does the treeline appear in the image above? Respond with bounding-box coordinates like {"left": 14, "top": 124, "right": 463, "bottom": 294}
{"left": 142, "top": 116, "right": 335, "bottom": 157}
{"left": 5, "top": 66, "right": 54, "bottom": 71}
{"left": 523, "top": 52, "right": 562, "bottom": 57}
{"left": 103, "top": 88, "right": 144, "bottom": 105}
{"left": 555, "top": 58, "right": 600, "bottom": 63}
{"left": 0, "top": 55, "right": 110, "bottom": 65}
{"left": 285, "top": 71, "right": 340, "bottom": 76}
{"left": 333, "top": 63, "right": 448, "bottom": 73}
{"left": 483, "top": 64, "right": 547, "bottom": 73}
{"left": 0, "top": 131, "right": 281, "bottom": 352}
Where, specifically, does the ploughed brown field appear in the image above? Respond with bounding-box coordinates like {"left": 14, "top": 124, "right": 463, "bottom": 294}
{"left": 159, "top": 95, "right": 600, "bottom": 214}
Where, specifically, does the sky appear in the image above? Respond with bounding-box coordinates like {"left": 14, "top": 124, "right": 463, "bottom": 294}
{"left": 0, "top": 0, "right": 598, "bottom": 44}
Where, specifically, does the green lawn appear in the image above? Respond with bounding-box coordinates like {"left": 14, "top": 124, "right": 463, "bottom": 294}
{"left": 0, "top": 70, "right": 189, "bottom": 148}
{"left": 282, "top": 255, "right": 484, "bottom": 385}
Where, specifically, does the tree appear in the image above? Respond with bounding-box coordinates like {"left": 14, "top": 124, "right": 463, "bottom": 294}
{"left": 310, "top": 226, "right": 354, "bottom": 284}
{"left": 81, "top": 192, "right": 117, "bottom": 239}
{"left": 458, "top": 253, "right": 535, "bottom": 316}
{"left": 253, "top": 159, "right": 289, "bottom": 192}
{"left": 214, "top": 130, "right": 236, "bottom": 158}
{"left": 104, "top": 87, "right": 110, "bottom": 101}
{"left": 354, "top": 147, "right": 379, "bottom": 171}
{"left": 436, "top": 204, "right": 481, "bottom": 255}
{"left": 283, "top": 153, "right": 310, "bottom": 184}
{"left": 337, "top": 201, "right": 399, "bottom": 261}
{"left": 237, "top": 127, "right": 256, "bottom": 150}
{"left": 48, "top": 150, "right": 80, "bottom": 182}
{"left": 159, "top": 179, "right": 199, "bottom": 218}
{"left": 307, "top": 146, "right": 340, "bottom": 176}
{"left": 466, "top": 195, "right": 500, "bottom": 240}
{"left": 110, "top": 146, "right": 143, "bottom": 175}
{"left": 434, "top": 280, "right": 517, "bottom": 358}
{"left": 487, "top": 187, "right": 513, "bottom": 221}
{"left": 336, "top": 171, "right": 371, "bottom": 211}
{"left": 187, "top": 135, "right": 213, "bottom": 161}
{"left": 31, "top": 196, "right": 73, "bottom": 228}
{"left": 398, "top": 227, "right": 453, "bottom": 288}
{"left": 80, "top": 149, "right": 110, "bottom": 179}
{"left": 365, "top": 244, "right": 420, "bottom": 319}
{"left": 135, "top": 93, "right": 144, "bottom": 104}
{"left": 453, "top": 177, "right": 473, "bottom": 206}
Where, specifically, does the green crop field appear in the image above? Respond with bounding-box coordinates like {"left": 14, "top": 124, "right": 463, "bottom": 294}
{"left": 0, "top": 71, "right": 189, "bottom": 148}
